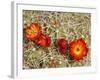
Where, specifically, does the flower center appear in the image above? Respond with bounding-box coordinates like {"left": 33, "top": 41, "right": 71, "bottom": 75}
{"left": 76, "top": 48, "right": 80, "bottom": 52}
{"left": 75, "top": 47, "right": 81, "bottom": 55}
{"left": 32, "top": 29, "right": 38, "bottom": 35}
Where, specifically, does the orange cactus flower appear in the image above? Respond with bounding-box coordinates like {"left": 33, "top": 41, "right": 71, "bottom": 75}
{"left": 70, "top": 38, "right": 88, "bottom": 61}
{"left": 25, "top": 23, "right": 42, "bottom": 40}
{"left": 36, "top": 33, "right": 51, "bottom": 47}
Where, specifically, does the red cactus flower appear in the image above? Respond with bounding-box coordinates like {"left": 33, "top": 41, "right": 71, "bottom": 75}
{"left": 58, "top": 38, "right": 67, "bottom": 55}
{"left": 25, "top": 23, "right": 42, "bottom": 40}
{"left": 58, "top": 38, "right": 67, "bottom": 48}
{"left": 70, "top": 38, "right": 88, "bottom": 61}
{"left": 59, "top": 48, "right": 67, "bottom": 55}
{"left": 36, "top": 33, "right": 51, "bottom": 47}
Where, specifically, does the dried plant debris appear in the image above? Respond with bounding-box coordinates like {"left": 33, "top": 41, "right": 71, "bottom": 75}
{"left": 23, "top": 10, "right": 91, "bottom": 69}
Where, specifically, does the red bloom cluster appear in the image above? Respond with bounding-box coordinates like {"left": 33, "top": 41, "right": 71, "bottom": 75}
{"left": 25, "top": 23, "right": 89, "bottom": 61}
{"left": 57, "top": 38, "right": 88, "bottom": 61}
{"left": 25, "top": 23, "right": 51, "bottom": 47}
